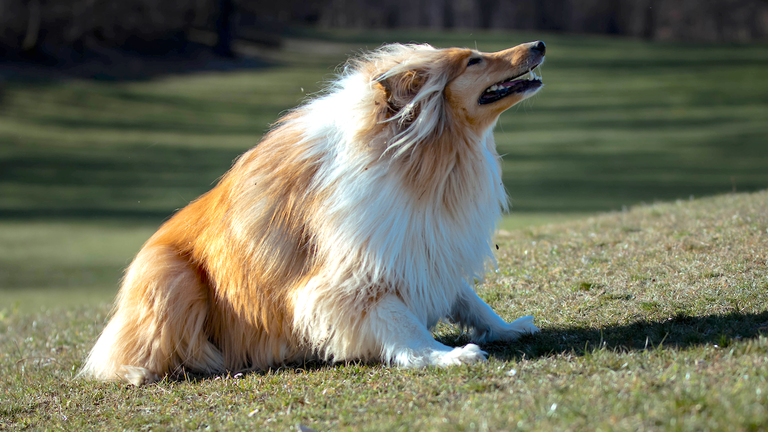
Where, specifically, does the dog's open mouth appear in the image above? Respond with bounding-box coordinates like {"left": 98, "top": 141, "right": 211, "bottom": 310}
{"left": 478, "top": 68, "right": 543, "bottom": 105}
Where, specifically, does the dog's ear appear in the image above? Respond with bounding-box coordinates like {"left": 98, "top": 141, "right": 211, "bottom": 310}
{"left": 373, "top": 48, "right": 470, "bottom": 156}
{"left": 379, "top": 69, "right": 428, "bottom": 120}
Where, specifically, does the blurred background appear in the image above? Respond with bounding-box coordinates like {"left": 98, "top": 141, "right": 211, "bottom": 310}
{"left": 1, "top": 0, "right": 767, "bottom": 310}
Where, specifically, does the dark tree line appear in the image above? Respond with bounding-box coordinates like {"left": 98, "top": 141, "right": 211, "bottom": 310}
{"left": 310, "top": 0, "right": 768, "bottom": 42}
{"left": 1, "top": 0, "right": 766, "bottom": 59}
{"left": 0, "top": 0, "right": 208, "bottom": 57}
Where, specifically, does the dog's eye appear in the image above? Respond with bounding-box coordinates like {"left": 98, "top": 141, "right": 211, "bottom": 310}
{"left": 467, "top": 57, "right": 482, "bottom": 67}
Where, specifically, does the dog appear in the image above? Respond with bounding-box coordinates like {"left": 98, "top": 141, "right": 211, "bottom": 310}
{"left": 80, "top": 40, "right": 546, "bottom": 385}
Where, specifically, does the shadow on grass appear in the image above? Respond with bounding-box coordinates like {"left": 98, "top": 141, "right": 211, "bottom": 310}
{"left": 0, "top": 143, "right": 244, "bottom": 221}
{"left": 479, "top": 310, "right": 768, "bottom": 361}
{"left": 149, "top": 311, "right": 768, "bottom": 384}
{"left": 0, "top": 42, "right": 273, "bottom": 82}
{"left": 154, "top": 355, "right": 386, "bottom": 385}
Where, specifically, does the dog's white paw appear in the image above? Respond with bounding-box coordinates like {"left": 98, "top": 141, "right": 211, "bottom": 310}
{"left": 430, "top": 343, "right": 487, "bottom": 367}
{"left": 506, "top": 315, "right": 540, "bottom": 336}
{"left": 119, "top": 365, "right": 160, "bottom": 386}
{"left": 473, "top": 315, "right": 540, "bottom": 343}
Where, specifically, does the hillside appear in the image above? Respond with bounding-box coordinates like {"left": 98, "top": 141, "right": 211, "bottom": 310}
{"left": 2, "top": 190, "right": 766, "bottom": 431}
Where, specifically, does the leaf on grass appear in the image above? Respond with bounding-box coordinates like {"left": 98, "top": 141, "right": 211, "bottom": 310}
{"left": 575, "top": 282, "right": 603, "bottom": 292}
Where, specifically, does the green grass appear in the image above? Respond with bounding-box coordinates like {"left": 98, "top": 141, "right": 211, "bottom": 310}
{"left": 2, "top": 191, "right": 767, "bottom": 430}
{"left": 0, "top": 221, "right": 156, "bottom": 312}
{"left": 1, "top": 30, "right": 767, "bottom": 219}
{"left": 1, "top": 29, "right": 768, "bottom": 430}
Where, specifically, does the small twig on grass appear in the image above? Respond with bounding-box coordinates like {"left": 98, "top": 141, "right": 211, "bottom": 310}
{"left": 56, "top": 396, "right": 68, "bottom": 421}
{"left": 656, "top": 333, "right": 669, "bottom": 350}
{"left": 15, "top": 357, "right": 60, "bottom": 366}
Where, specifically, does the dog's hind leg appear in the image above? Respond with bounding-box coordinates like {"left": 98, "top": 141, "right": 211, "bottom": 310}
{"left": 449, "top": 284, "right": 539, "bottom": 344}
{"left": 80, "top": 246, "right": 223, "bottom": 385}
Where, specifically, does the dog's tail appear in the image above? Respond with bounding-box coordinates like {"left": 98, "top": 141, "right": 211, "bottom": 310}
{"left": 79, "top": 242, "right": 223, "bottom": 385}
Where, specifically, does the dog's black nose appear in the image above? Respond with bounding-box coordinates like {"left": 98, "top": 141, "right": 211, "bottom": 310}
{"left": 529, "top": 41, "right": 546, "bottom": 55}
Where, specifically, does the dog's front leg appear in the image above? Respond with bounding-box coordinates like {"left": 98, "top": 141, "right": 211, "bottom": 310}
{"left": 449, "top": 284, "right": 539, "bottom": 344}
{"left": 364, "top": 295, "right": 488, "bottom": 367}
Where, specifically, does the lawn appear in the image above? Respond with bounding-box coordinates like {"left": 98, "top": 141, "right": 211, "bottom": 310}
{"left": 1, "top": 191, "right": 766, "bottom": 430}
{"left": 0, "top": 29, "right": 767, "bottom": 430}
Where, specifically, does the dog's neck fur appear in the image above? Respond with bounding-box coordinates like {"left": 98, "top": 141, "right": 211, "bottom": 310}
{"left": 274, "top": 71, "right": 506, "bottom": 328}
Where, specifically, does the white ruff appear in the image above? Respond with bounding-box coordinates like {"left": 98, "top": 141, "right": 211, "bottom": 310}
{"left": 289, "top": 52, "right": 535, "bottom": 365}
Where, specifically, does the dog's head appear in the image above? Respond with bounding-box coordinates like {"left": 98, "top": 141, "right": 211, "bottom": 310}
{"left": 444, "top": 41, "right": 546, "bottom": 129}
{"left": 356, "top": 41, "right": 545, "bottom": 154}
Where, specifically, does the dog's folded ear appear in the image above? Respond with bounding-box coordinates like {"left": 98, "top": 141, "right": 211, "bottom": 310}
{"left": 368, "top": 46, "right": 469, "bottom": 156}
{"left": 379, "top": 70, "right": 427, "bottom": 120}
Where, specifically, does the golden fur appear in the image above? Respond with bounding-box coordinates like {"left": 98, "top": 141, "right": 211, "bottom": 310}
{"left": 81, "top": 41, "right": 546, "bottom": 385}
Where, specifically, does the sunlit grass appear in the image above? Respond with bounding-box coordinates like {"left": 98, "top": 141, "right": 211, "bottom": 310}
{"left": 2, "top": 191, "right": 766, "bottom": 430}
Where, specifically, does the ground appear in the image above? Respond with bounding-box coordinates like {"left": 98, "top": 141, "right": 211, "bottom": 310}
{"left": 1, "top": 191, "right": 767, "bottom": 431}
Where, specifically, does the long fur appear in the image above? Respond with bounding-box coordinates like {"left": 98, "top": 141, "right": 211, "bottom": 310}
{"left": 80, "top": 42, "right": 545, "bottom": 385}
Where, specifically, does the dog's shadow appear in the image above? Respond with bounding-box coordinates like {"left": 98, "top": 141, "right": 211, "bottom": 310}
{"left": 160, "top": 311, "right": 768, "bottom": 384}
{"left": 458, "top": 310, "right": 768, "bottom": 362}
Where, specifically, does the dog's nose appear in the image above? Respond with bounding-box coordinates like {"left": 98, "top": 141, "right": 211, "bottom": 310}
{"left": 529, "top": 41, "right": 546, "bottom": 55}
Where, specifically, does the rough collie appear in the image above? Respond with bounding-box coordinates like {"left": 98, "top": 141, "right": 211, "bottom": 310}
{"left": 81, "top": 40, "right": 546, "bottom": 385}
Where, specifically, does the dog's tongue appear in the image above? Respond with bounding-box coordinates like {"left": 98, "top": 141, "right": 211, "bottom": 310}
{"left": 499, "top": 79, "right": 529, "bottom": 92}
{"left": 500, "top": 77, "right": 527, "bottom": 88}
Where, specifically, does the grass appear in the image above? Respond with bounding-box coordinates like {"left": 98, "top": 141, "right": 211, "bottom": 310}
{"left": 2, "top": 191, "right": 767, "bottom": 430}
{"left": 1, "top": 30, "right": 767, "bottom": 219}
{"left": 1, "top": 29, "right": 768, "bottom": 429}
{"left": 0, "top": 221, "right": 155, "bottom": 312}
